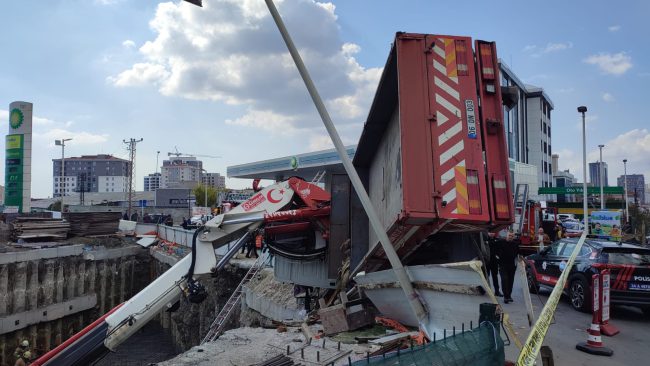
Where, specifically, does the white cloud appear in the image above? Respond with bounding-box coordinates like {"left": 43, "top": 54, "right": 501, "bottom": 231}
{"left": 109, "top": 0, "right": 381, "bottom": 139}
{"left": 122, "top": 39, "right": 136, "bottom": 49}
{"left": 107, "top": 63, "right": 171, "bottom": 87}
{"left": 584, "top": 52, "right": 632, "bottom": 75}
{"left": 602, "top": 92, "right": 614, "bottom": 102}
{"left": 35, "top": 129, "right": 109, "bottom": 145}
{"left": 608, "top": 25, "right": 621, "bottom": 32}
{"left": 523, "top": 42, "right": 572, "bottom": 57}
{"left": 556, "top": 129, "right": 650, "bottom": 183}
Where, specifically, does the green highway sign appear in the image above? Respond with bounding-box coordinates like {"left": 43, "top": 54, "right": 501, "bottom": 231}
{"left": 538, "top": 186, "right": 624, "bottom": 195}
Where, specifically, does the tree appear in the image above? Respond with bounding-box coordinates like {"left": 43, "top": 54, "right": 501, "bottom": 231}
{"left": 193, "top": 184, "right": 218, "bottom": 207}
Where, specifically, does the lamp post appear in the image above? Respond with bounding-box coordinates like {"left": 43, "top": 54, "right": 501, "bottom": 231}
{"left": 623, "top": 159, "right": 630, "bottom": 224}
{"left": 55, "top": 138, "right": 72, "bottom": 215}
{"left": 578, "top": 106, "right": 588, "bottom": 228}
{"left": 598, "top": 144, "right": 605, "bottom": 209}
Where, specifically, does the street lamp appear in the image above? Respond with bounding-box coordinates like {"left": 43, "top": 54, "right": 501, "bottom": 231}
{"left": 598, "top": 144, "right": 605, "bottom": 210}
{"left": 55, "top": 138, "right": 72, "bottom": 215}
{"left": 578, "top": 106, "right": 588, "bottom": 229}
{"left": 623, "top": 159, "right": 630, "bottom": 224}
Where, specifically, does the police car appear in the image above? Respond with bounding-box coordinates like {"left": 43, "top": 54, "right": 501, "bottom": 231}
{"left": 525, "top": 238, "right": 650, "bottom": 313}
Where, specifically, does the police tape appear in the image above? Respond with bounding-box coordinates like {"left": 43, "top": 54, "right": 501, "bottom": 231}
{"left": 516, "top": 232, "right": 588, "bottom": 366}
{"left": 467, "top": 260, "right": 523, "bottom": 349}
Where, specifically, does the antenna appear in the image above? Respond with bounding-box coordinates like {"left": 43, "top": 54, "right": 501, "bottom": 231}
{"left": 123, "top": 138, "right": 144, "bottom": 219}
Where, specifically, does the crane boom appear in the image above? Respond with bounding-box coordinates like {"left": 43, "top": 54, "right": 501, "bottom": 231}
{"left": 33, "top": 178, "right": 330, "bottom": 366}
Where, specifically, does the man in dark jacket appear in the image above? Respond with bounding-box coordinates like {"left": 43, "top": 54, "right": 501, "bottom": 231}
{"left": 498, "top": 230, "right": 518, "bottom": 303}
{"left": 487, "top": 234, "right": 502, "bottom": 297}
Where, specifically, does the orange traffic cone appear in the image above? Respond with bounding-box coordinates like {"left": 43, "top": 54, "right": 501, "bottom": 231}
{"left": 576, "top": 274, "right": 613, "bottom": 356}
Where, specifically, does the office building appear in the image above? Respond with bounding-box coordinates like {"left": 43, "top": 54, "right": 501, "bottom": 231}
{"left": 52, "top": 154, "right": 129, "bottom": 197}
{"left": 617, "top": 174, "right": 646, "bottom": 205}
{"left": 161, "top": 156, "right": 203, "bottom": 189}
{"left": 201, "top": 172, "right": 226, "bottom": 189}
{"left": 589, "top": 162, "right": 609, "bottom": 187}
{"left": 499, "top": 62, "right": 554, "bottom": 190}
{"left": 554, "top": 169, "right": 578, "bottom": 203}
{"left": 144, "top": 172, "right": 161, "bottom": 191}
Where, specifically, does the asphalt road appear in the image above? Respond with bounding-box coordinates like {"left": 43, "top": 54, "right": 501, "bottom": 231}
{"left": 502, "top": 276, "right": 650, "bottom": 365}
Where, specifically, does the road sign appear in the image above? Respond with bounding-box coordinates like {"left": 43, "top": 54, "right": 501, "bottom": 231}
{"left": 138, "top": 199, "right": 147, "bottom": 208}
{"left": 538, "top": 186, "right": 624, "bottom": 195}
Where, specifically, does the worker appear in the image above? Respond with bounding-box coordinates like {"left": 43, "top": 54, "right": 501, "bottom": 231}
{"left": 245, "top": 236, "right": 258, "bottom": 258}
{"left": 498, "top": 230, "right": 518, "bottom": 304}
{"left": 487, "top": 233, "right": 502, "bottom": 297}
{"left": 14, "top": 340, "right": 31, "bottom": 366}
{"left": 555, "top": 224, "right": 564, "bottom": 240}
{"left": 535, "top": 227, "right": 551, "bottom": 251}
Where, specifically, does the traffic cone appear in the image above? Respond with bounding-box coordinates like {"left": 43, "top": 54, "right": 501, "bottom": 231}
{"left": 576, "top": 322, "right": 613, "bottom": 356}
{"left": 576, "top": 274, "right": 613, "bottom": 356}
{"left": 599, "top": 269, "right": 620, "bottom": 337}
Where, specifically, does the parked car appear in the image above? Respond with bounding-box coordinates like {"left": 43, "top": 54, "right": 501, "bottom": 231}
{"left": 561, "top": 221, "right": 584, "bottom": 238}
{"left": 557, "top": 213, "right": 577, "bottom": 222}
{"left": 526, "top": 238, "right": 650, "bottom": 314}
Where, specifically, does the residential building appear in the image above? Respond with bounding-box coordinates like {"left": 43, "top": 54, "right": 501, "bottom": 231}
{"left": 589, "top": 162, "right": 609, "bottom": 187}
{"left": 161, "top": 156, "right": 203, "bottom": 189}
{"left": 499, "top": 62, "right": 554, "bottom": 191}
{"left": 52, "top": 154, "right": 130, "bottom": 197}
{"left": 201, "top": 172, "right": 226, "bottom": 189}
{"left": 617, "top": 174, "right": 646, "bottom": 205}
{"left": 144, "top": 172, "right": 161, "bottom": 191}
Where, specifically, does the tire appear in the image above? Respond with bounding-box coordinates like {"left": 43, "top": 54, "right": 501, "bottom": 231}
{"left": 569, "top": 277, "right": 591, "bottom": 313}
{"left": 526, "top": 267, "right": 539, "bottom": 293}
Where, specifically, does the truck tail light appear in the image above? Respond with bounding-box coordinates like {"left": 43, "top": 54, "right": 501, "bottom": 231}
{"left": 479, "top": 43, "right": 496, "bottom": 93}
{"left": 455, "top": 40, "right": 469, "bottom": 76}
{"left": 493, "top": 175, "right": 510, "bottom": 220}
{"left": 467, "top": 169, "right": 482, "bottom": 215}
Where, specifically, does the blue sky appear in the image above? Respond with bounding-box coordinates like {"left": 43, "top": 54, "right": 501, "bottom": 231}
{"left": 1, "top": 0, "right": 649, "bottom": 198}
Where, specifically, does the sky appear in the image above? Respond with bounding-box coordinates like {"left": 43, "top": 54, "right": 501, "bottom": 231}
{"left": 1, "top": 0, "right": 649, "bottom": 198}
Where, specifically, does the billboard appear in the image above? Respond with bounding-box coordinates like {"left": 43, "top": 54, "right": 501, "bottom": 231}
{"left": 5, "top": 101, "right": 32, "bottom": 213}
{"left": 590, "top": 210, "right": 623, "bottom": 241}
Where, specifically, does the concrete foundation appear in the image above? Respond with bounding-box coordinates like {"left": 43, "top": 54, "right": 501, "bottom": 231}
{"left": 0, "top": 241, "right": 149, "bottom": 365}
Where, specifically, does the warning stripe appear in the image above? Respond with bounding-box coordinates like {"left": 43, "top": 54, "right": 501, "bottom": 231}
{"left": 441, "top": 160, "right": 465, "bottom": 185}
{"left": 432, "top": 37, "right": 466, "bottom": 215}
{"left": 517, "top": 233, "right": 588, "bottom": 366}
{"left": 444, "top": 39, "right": 458, "bottom": 77}
{"left": 454, "top": 166, "right": 468, "bottom": 214}
{"left": 438, "top": 121, "right": 463, "bottom": 146}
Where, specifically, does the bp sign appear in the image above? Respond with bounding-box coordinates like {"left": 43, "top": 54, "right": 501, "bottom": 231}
{"left": 5, "top": 101, "right": 33, "bottom": 213}
{"left": 9, "top": 108, "right": 24, "bottom": 129}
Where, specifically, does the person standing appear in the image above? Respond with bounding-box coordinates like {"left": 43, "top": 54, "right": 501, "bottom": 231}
{"left": 487, "top": 234, "right": 502, "bottom": 297}
{"left": 535, "top": 227, "right": 552, "bottom": 251}
{"left": 498, "top": 231, "right": 518, "bottom": 303}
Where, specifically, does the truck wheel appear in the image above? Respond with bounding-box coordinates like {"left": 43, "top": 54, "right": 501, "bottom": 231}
{"left": 569, "top": 277, "right": 591, "bottom": 313}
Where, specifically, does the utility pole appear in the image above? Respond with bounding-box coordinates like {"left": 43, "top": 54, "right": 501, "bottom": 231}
{"left": 578, "top": 106, "right": 588, "bottom": 229}
{"left": 598, "top": 144, "right": 605, "bottom": 209}
{"left": 123, "top": 138, "right": 143, "bottom": 219}
{"left": 623, "top": 159, "right": 630, "bottom": 224}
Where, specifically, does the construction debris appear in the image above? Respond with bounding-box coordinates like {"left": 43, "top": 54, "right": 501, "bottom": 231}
{"left": 9, "top": 217, "right": 70, "bottom": 241}
{"left": 64, "top": 212, "right": 122, "bottom": 236}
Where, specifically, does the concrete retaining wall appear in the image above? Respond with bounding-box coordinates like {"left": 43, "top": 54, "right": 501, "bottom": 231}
{"left": 0, "top": 244, "right": 150, "bottom": 365}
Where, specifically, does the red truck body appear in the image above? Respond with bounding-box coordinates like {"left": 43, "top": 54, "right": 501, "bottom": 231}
{"left": 352, "top": 33, "right": 513, "bottom": 270}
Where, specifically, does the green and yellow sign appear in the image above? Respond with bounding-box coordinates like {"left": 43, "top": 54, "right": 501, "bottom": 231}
{"left": 5, "top": 134, "right": 24, "bottom": 211}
